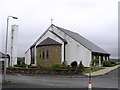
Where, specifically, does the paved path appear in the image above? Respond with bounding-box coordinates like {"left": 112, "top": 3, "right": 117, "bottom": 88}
{"left": 84, "top": 65, "right": 119, "bottom": 76}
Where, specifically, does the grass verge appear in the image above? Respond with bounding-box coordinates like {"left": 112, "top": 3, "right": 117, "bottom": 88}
{"left": 2, "top": 80, "right": 11, "bottom": 84}
{"left": 83, "top": 67, "right": 105, "bottom": 73}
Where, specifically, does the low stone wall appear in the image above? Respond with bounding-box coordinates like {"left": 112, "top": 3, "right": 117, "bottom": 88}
{"left": 6, "top": 67, "right": 82, "bottom": 75}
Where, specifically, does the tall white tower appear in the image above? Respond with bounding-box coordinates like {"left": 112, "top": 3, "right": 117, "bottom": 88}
{"left": 10, "top": 25, "right": 18, "bottom": 66}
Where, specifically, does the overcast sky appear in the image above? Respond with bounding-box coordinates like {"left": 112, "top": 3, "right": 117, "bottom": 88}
{"left": 0, "top": 0, "right": 119, "bottom": 59}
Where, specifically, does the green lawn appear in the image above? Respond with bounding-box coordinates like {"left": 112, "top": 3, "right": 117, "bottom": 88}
{"left": 83, "top": 67, "right": 105, "bottom": 73}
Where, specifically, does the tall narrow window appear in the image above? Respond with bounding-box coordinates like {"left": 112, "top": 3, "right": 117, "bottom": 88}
{"left": 40, "top": 53, "right": 41, "bottom": 58}
{"left": 42, "top": 51, "right": 45, "bottom": 59}
{"left": 40, "top": 50, "right": 42, "bottom": 59}
{"left": 46, "top": 50, "right": 49, "bottom": 59}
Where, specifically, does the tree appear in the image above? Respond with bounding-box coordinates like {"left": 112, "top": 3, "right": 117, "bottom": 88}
{"left": 78, "top": 61, "right": 85, "bottom": 72}
{"left": 71, "top": 61, "right": 78, "bottom": 68}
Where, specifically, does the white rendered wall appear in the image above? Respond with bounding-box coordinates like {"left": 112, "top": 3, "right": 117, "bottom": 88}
{"left": 51, "top": 26, "right": 91, "bottom": 67}
{"left": 25, "top": 49, "right": 31, "bottom": 65}
{"left": 66, "top": 37, "right": 91, "bottom": 67}
{"left": 0, "top": 29, "right": 2, "bottom": 52}
{"left": 10, "top": 25, "right": 18, "bottom": 66}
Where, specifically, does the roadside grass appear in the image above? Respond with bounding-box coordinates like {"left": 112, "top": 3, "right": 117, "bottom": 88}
{"left": 83, "top": 67, "right": 105, "bottom": 73}
{"left": 2, "top": 80, "right": 11, "bottom": 84}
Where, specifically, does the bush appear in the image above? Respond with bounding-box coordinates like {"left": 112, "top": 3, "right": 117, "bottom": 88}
{"left": 14, "top": 62, "right": 27, "bottom": 68}
{"left": 17, "top": 60, "right": 21, "bottom": 65}
{"left": 52, "top": 63, "right": 61, "bottom": 69}
{"left": 103, "top": 60, "right": 112, "bottom": 67}
{"left": 78, "top": 61, "right": 85, "bottom": 72}
{"left": 67, "top": 65, "right": 70, "bottom": 69}
{"left": 71, "top": 61, "right": 78, "bottom": 68}
{"left": 28, "top": 65, "right": 39, "bottom": 68}
{"left": 61, "top": 61, "right": 67, "bottom": 68}
{"left": 110, "top": 61, "right": 117, "bottom": 66}
{"left": 14, "top": 64, "right": 27, "bottom": 68}
{"left": 91, "top": 59, "right": 99, "bottom": 66}
{"left": 94, "top": 59, "right": 99, "bottom": 66}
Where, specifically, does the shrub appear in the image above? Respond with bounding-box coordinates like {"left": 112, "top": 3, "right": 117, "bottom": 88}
{"left": 61, "top": 61, "right": 67, "bottom": 68}
{"left": 78, "top": 61, "right": 85, "bottom": 72}
{"left": 17, "top": 60, "right": 21, "bottom": 65}
{"left": 91, "top": 60, "right": 94, "bottom": 66}
{"left": 110, "top": 61, "right": 117, "bottom": 66}
{"left": 14, "top": 64, "right": 27, "bottom": 68}
{"left": 91, "top": 59, "right": 99, "bottom": 66}
{"left": 103, "top": 60, "right": 112, "bottom": 67}
{"left": 94, "top": 59, "right": 99, "bottom": 65}
{"left": 28, "top": 65, "right": 39, "bottom": 68}
{"left": 67, "top": 65, "right": 70, "bottom": 69}
{"left": 14, "top": 61, "right": 27, "bottom": 68}
{"left": 71, "top": 61, "right": 78, "bottom": 68}
{"left": 52, "top": 63, "right": 61, "bottom": 69}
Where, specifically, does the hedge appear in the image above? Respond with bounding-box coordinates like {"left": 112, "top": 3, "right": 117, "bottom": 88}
{"left": 6, "top": 67, "right": 83, "bottom": 75}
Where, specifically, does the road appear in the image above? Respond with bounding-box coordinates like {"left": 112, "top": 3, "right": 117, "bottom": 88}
{"left": 2, "top": 67, "right": 119, "bottom": 89}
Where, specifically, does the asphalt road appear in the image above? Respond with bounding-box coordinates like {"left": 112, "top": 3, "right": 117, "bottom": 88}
{"left": 2, "top": 67, "right": 119, "bottom": 89}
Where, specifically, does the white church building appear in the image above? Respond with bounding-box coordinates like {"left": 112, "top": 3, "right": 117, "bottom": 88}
{"left": 25, "top": 24, "right": 110, "bottom": 67}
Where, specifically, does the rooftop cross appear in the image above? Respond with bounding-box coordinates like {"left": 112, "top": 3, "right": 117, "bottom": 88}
{"left": 51, "top": 18, "right": 54, "bottom": 25}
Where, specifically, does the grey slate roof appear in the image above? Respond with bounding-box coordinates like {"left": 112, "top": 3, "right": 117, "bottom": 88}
{"left": 53, "top": 25, "right": 109, "bottom": 54}
{"left": 37, "top": 37, "right": 62, "bottom": 46}
{"left": 49, "top": 30, "right": 67, "bottom": 44}
{"left": 30, "top": 24, "right": 109, "bottom": 55}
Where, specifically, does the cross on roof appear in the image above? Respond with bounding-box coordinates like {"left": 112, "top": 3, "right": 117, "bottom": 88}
{"left": 51, "top": 18, "right": 54, "bottom": 24}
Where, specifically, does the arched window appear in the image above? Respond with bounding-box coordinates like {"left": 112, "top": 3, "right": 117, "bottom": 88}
{"left": 46, "top": 50, "right": 49, "bottom": 59}
{"left": 40, "top": 50, "right": 42, "bottom": 59}
{"left": 40, "top": 49, "right": 49, "bottom": 59}
{"left": 42, "top": 51, "right": 45, "bottom": 59}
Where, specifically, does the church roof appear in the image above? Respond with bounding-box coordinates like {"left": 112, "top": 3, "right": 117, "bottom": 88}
{"left": 30, "top": 24, "right": 109, "bottom": 55}
{"left": 37, "top": 37, "right": 62, "bottom": 46}
{"left": 49, "top": 30, "right": 67, "bottom": 44}
{"left": 53, "top": 25, "right": 109, "bottom": 55}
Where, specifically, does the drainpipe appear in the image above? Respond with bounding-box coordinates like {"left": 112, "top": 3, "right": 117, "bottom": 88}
{"left": 64, "top": 42, "right": 67, "bottom": 62}
{"left": 64, "top": 42, "right": 65, "bottom": 62}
